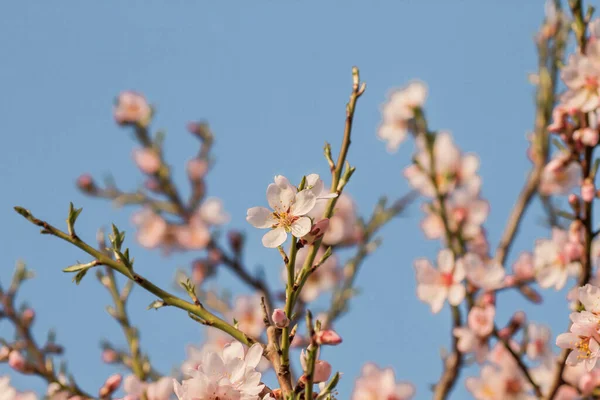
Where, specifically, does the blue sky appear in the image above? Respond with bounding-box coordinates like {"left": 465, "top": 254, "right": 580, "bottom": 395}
{"left": 0, "top": 1, "right": 572, "bottom": 398}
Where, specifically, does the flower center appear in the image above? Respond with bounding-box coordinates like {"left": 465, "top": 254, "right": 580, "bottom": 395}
{"left": 585, "top": 75, "right": 599, "bottom": 91}
{"left": 505, "top": 377, "right": 522, "bottom": 394}
{"left": 441, "top": 272, "right": 454, "bottom": 287}
{"left": 273, "top": 211, "right": 298, "bottom": 231}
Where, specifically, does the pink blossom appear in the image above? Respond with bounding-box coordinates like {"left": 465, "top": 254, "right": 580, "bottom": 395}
{"left": 0, "top": 376, "right": 37, "bottom": 400}
{"left": 534, "top": 228, "right": 582, "bottom": 290}
{"left": 577, "top": 368, "right": 600, "bottom": 395}
{"left": 526, "top": 323, "right": 552, "bottom": 363}
{"left": 377, "top": 81, "right": 427, "bottom": 152}
{"left": 468, "top": 305, "right": 495, "bottom": 337}
{"left": 414, "top": 249, "right": 465, "bottom": 313}
{"left": 172, "top": 218, "right": 210, "bottom": 250}
{"left": 285, "top": 247, "right": 339, "bottom": 302}
{"left": 132, "top": 208, "right": 168, "bottom": 249}
{"left": 421, "top": 189, "right": 489, "bottom": 241}
{"left": 575, "top": 127, "right": 600, "bottom": 147}
{"left": 512, "top": 252, "right": 535, "bottom": 281}
{"left": 76, "top": 174, "right": 95, "bottom": 193}
{"left": 539, "top": 155, "right": 581, "bottom": 195}
{"left": 298, "top": 218, "right": 329, "bottom": 247}
{"left": 453, "top": 326, "right": 489, "bottom": 364}
{"left": 198, "top": 198, "right": 229, "bottom": 226}
{"left": 459, "top": 253, "right": 505, "bottom": 290}
{"left": 174, "top": 342, "right": 266, "bottom": 400}
{"left": 132, "top": 148, "right": 161, "bottom": 175}
{"left": 308, "top": 193, "right": 361, "bottom": 246}
{"left": 230, "top": 295, "right": 264, "bottom": 338}
{"left": 122, "top": 375, "right": 172, "bottom": 400}
{"left": 404, "top": 132, "right": 480, "bottom": 197}
{"left": 114, "top": 91, "right": 152, "bottom": 126}
{"left": 351, "top": 363, "right": 415, "bottom": 400}
{"left": 466, "top": 364, "right": 532, "bottom": 400}
{"left": 560, "top": 40, "right": 600, "bottom": 113}
{"left": 246, "top": 175, "right": 317, "bottom": 248}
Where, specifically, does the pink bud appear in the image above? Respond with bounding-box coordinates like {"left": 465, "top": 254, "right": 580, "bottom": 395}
{"left": 132, "top": 148, "right": 161, "bottom": 175}
{"left": 144, "top": 178, "right": 161, "bottom": 193}
{"left": 22, "top": 308, "right": 35, "bottom": 327}
{"left": 313, "top": 360, "right": 332, "bottom": 383}
{"left": 581, "top": 179, "right": 595, "bottom": 203}
{"left": 8, "top": 350, "right": 26, "bottom": 373}
{"left": 272, "top": 309, "right": 289, "bottom": 328}
{"left": 580, "top": 127, "right": 599, "bottom": 147}
{"left": 114, "top": 91, "right": 151, "bottom": 126}
{"left": 187, "top": 159, "right": 208, "bottom": 181}
{"left": 299, "top": 219, "right": 330, "bottom": 247}
{"left": 99, "top": 374, "right": 122, "bottom": 397}
{"left": 315, "top": 330, "right": 342, "bottom": 345}
{"left": 76, "top": 174, "right": 96, "bottom": 193}
{"left": 0, "top": 346, "right": 9, "bottom": 361}
{"left": 101, "top": 349, "right": 118, "bottom": 363}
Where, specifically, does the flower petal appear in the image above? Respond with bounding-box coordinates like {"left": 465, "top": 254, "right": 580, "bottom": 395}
{"left": 290, "top": 216, "right": 312, "bottom": 238}
{"left": 291, "top": 190, "right": 317, "bottom": 216}
{"left": 246, "top": 207, "right": 275, "bottom": 228}
{"left": 262, "top": 227, "right": 287, "bottom": 248}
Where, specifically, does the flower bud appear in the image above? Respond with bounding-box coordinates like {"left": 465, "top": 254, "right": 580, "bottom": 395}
{"left": 581, "top": 179, "right": 596, "bottom": 203}
{"left": 187, "top": 158, "right": 208, "bottom": 181}
{"left": 22, "top": 308, "right": 35, "bottom": 327}
{"left": 580, "top": 127, "right": 599, "bottom": 147}
{"left": 271, "top": 309, "right": 289, "bottom": 328}
{"left": 568, "top": 193, "right": 580, "bottom": 214}
{"left": 99, "top": 374, "right": 122, "bottom": 397}
{"left": 298, "top": 219, "right": 329, "bottom": 247}
{"left": 101, "top": 349, "right": 118, "bottom": 363}
{"left": 76, "top": 174, "right": 96, "bottom": 194}
{"left": 312, "top": 360, "right": 332, "bottom": 383}
{"left": 0, "top": 346, "right": 9, "bottom": 362}
{"left": 132, "top": 148, "right": 161, "bottom": 175}
{"left": 8, "top": 350, "right": 27, "bottom": 373}
{"left": 315, "top": 329, "right": 342, "bottom": 346}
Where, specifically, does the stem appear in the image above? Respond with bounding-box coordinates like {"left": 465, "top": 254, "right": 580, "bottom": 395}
{"left": 14, "top": 207, "right": 257, "bottom": 349}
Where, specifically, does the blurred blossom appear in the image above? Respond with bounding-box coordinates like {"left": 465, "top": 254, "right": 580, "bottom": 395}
{"left": 421, "top": 189, "right": 489, "bottom": 241}
{"left": 199, "top": 198, "right": 229, "bottom": 225}
{"left": 230, "top": 295, "right": 264, "bottom": 338}
{"left": 351, "top": 363, "right": 415, "bottom": 400}
{"left": 460, "top": 253, "right": 505, "bottom": 291}
{"left": 539, "top": 154, "right": 580, "bottom": 195}
{"left": 560, "top": 38, "right": 600, "bottom": 113}
{"left": 122, "top": 375, "right": 172, "bottom": 400}
{"left": 132, "top": 208, "right": 168, "bottom": 249}
{"left": 114, "top": 91, "right": 151, "bottom": 126}
{"left": 534, "top": 228, "right": 582, "bottom": 290}
{"left": 285, "top": 247, "right": 339, "bottom": 302}
{"left": 414, "top": 249, "right": 465, "bottom": 313}
{"left": 512, "top": 252, "right": 535, "bottom": 281}
{"left": 404, "top": 132, "right": 480, "bottom": 197}
{"left": 526, "top": 323, "right": 552, "bottom": 364}
{"left": 132, "top": 148, "right": 161, "bottom": 175}
{"left": 309, "top": 193, "right": 361, "bottom": 246}
{"left": 377, "top": 81, "right": 427, "bottom": 152}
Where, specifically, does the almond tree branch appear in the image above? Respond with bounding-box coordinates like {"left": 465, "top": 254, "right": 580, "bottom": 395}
{"left": 14, "top": 206, "right": 259, "bottom": 350}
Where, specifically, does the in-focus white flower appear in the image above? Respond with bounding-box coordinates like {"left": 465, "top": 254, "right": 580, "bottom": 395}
{"left": 173, "top": 342, "right": 265, "bottom": 400}
{"left": 247, "top": 176, "right": 317, "bottom": 248}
